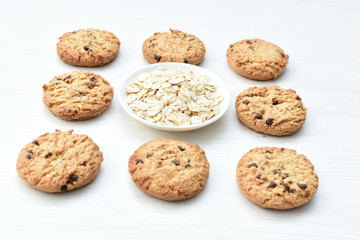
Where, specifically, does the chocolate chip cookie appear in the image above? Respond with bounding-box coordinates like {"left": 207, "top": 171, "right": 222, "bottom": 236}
{"left": 16, "top": 130, "right": 103, "bottom": 193}
{"left": 128, "top": 139, "right": 210, "bottom": 201}
{"left": 57, "top": 28, "right": 120, "bottom": 67}
{"left": 43, "top": 71, "right": 114, "bottom": 121}
{"left": 236, "top": 147, "right": 319, "bottom": 209}
{"left": 142, "top": 29, "right": 206, "bottom": 65}
{"left": 235, "top": 85, "right": 307, "bottom": 136}
{"left": 227, "top": 39, "right": 289, "bottom": 80}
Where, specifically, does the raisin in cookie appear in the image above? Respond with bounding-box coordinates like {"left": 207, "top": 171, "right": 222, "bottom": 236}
{"left": 236, "top": 147, "right": 319, "bottom": 209}
{"left": 235, "top": 85, "right": 306, "bottom": 136}
{"left": 128, "top": 139, "right": 210, "bottom": 201}
{"left": 16, "top": 130, "right": 103, "bottom": 193}
{"left": 57, "top": 28, "right": 120, "bottom": 67}
{"left": 43, "top": 71, "right": 114, "bottom": 121}
{"left": 142, "top": 29, "right": 206, "bottom": 65}
{"left": 227, "top": 39, "right": 289, "bottom": 80}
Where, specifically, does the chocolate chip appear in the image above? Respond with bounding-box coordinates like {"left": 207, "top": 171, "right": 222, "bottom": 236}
{"left": 26, "top": 154, "right": 32, "bottom": 160}
{"left": 268, "top": 182, "right": 277, "bottom": 188}
{"left": 281, "top": 53, "right": 285, "bottom": 57}
{"left": 289, "top": 188, "right": 296, "bottom": 193}
{"left": 63, "top": 75, "right": 71, "bottom": 80}
{"left": 172, "top": 160, "right": 180, "bottom": 166}
{"left": 282, "top": 183, "right": 290, "bottom": 192}
{"left": 189, "top": 38, "right": 195, "bottom": 41}
{"left": 242, "top": 100, "right": 250, "bottom": 105}
{"left": 266, "top": 118, "right": 273, "bottom": 126}
{"left": 187, "top": 159, "right": 191, "bottom": 163}
{"left": 69, "top": 174, "right": 79, "bottom": 181}
{"left": 177, "top": 145, "right": 185, "bottom": 151}
{"left": 135, "top": 159, "right": 144, "bottom": 165}
{"left": 146, "top": 154, "right": 153, "bottom": 158}
{"left": 67, "top": 174, "right": 79, "bottom": 184}
{"left": 297, "top": 183, "right": 307, "bottom": 190}
{"left": 27, "top": 150, "right": 33, "bottom": 154}
{"left": 255, "top": 113, "right": 263, "bottom": 119}
{"left": 255, "top": 174, "right": 262, "bottom": 179}
{"left": 185, "top": 164, "right": 191, "bottom": 168}
{"left": 184, "top": 59, "right": 189, "bottom": 63}
{"left": 272, "top": 98, "right": 279, "bottom": 105}
{"left": 246, "top": 40, "right": 252, "bottom": 44}
{"left": 265, "top": 150, "right": 273, "bottom": 154}
{"left": 281, "top": 173, "right": 289, "bottom": 179}
{"left": 247, "top": 93, "right": 256, "bottom": 97}
{"left": 84, "top": 45, "right": 90, "bottom": 51}
{"left": 229, "top": 44, "right": 233, "bottom": 48}
{"left": 44, "top": 152, "right": 52, "bottom": 158}
{"left": 154, "top": 55, "right": 161, "bottom": 62}
{"left": 271, "top": 169, "right": 278, "bottom": 174}
{"left": 248, "top": 163, "right": 258, "bottom": 168}
{"left": 81, "top": 162, "right": 87, "bottom": 166}
{"left": 90, "top": 77, "right": 96, "bottom": 81}
{"left": 60, "top": 185, "right": 67, "bottom": 192}
{"left": 88, "top": 83, "right": 96, "bottom": 89}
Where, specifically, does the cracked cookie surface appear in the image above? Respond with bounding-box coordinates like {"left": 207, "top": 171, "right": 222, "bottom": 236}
{"left": 236, "top": 147, "right": 318, "bottom": 209}
{"left": 142, "top": 29, "right": 206, "bottom": 65}
{"left": 16, "top": 130, "right": 103, "bottom": 193}
{"left": 236, "top": 85, "right": 307, "bottom": 136}
{"left": 227, "top": 39, "right": 288, "bottom": 80}
{"left": 57, "top": 28, "right": 120, "bottom": 67}
{"left": 128, "top": 139, "right": 209, "bottom": 201}
{"left": 43, "top": 71, "right": 114, "bottom": 120}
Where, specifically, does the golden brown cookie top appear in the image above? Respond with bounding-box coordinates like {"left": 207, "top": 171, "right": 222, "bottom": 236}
{"left": 57, "top": 28, "right": 120, "bottom": 67}
{"left": 237, "top": 147, "right": 319, "bottom": 209}
{"left": 142, "top": 29, "right": 206, "bottom": 65}
{"left": 227, "top": 39, "right": 289, "bottom": 80}
{"left": 235, "top": 85, "right": 307, "bottom": 136}
{"left": 42, "top": 71, "right": 114, "bottom": 121}
{"left": 16, "top": 130, "right": 103, "bottom": 193}
{"left": 128, "top": 139, "right": 210, "bottom": 201}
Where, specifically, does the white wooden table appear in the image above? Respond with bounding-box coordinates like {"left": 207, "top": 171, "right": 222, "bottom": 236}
{"left": 1, "top": 0, "right": 359, "bottom": 239}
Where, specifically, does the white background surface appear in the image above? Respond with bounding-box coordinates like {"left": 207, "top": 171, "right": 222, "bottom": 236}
{"left": 1, "top": 0, "right": 360, "bottom": 239}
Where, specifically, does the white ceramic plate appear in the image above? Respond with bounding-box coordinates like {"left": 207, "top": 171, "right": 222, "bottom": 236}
{"left": 119, "top": 63, "right": 230, "bottom": 131}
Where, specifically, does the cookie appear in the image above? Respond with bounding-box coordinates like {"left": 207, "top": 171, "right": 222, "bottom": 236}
{"left": 142, "top": 29, "right": 206, "bottom": 65}
{"left": 57, "top": 28, "right": 120, "bottom": 67}
{"left": 16, "top": 130, "right": 103, "bottom": 193}
{"left": 43, "top": 71, "right": 114, "bottom": 121}
{"left": 227, "top": 39, "right": 289, "bottom": 80}
{"left": 235, "top": 85, "right": 306, "bottom": 136}
{"left": 236, "top": 147, "right": 319, "bottom": 209}
{"left": 128, "top": 139, "right": 210, "bottom": 201}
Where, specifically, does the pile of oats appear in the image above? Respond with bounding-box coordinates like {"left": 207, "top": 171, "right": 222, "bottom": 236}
{"left": 126, "top": 68, "right": 224, "bottom": 126}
